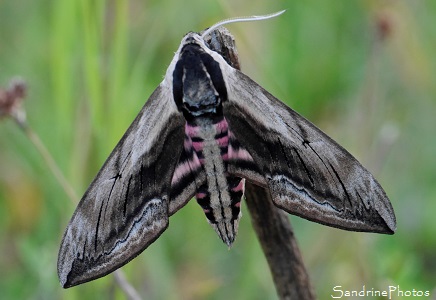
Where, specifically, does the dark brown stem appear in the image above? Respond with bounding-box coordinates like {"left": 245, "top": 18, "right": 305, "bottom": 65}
{"left": 245, "top": 183, "right": 316, "bottom": 300}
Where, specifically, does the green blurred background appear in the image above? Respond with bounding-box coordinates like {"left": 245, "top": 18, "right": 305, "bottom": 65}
{"left": 1, "top": 0, "right": 435, "bottom": 299}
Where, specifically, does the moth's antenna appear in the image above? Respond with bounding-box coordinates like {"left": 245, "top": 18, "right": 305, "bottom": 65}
{"left": 201, "top": 10, "right": 286, "bottom": 38}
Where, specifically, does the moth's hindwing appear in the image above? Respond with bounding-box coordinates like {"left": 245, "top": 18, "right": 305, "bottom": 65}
{"left": 57, "top": 85, "right": 191, "bottom": 288}
{"left": 222, "top": 69, "right": 396, "bottom": 234}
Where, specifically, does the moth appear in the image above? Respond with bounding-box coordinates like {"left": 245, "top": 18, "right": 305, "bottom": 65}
{"left": 58, "top": 11, "right": 396, "bottom": 288}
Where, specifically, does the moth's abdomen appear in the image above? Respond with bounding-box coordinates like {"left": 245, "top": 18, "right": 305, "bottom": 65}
{"left": 185, "top": 116, "right": 245, "bottom": 246}
{"left": 186, "top": 117, "right": 228, "bottom": 163}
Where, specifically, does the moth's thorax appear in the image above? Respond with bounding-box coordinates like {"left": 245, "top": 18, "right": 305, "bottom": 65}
{"left": 184, "top": 116, "right": 243, "bottom": 246}
{"left": 172, "top": 39, "right": 228, "bottom": 120}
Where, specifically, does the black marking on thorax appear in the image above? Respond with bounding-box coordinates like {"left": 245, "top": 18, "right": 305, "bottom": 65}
{"left": 172, "top": 43, "right": 227, "bottom": 120}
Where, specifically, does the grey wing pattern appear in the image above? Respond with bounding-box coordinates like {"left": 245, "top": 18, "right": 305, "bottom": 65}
{"left": 58, "top": 84, "right": 186, "bottom": 288}
{"left": 223, "top": 69, "right": 396, "bottom": 234}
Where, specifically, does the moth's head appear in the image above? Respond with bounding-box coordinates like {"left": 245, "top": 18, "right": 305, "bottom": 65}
{"left": 180, "top": 33, "right": 206, "bottom": 48}
{"left": 178, "top": 34, "right": 213, "bottom": 65}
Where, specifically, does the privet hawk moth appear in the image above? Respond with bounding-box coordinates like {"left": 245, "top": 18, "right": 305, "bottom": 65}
{"left": 58, "top": 11, "right": 396, "bottom": 288}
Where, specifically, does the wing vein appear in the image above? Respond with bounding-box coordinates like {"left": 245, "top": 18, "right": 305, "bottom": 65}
{"left": 293, "top": 146, "right": 314, "bottom": 186}
{"left": 328, "top": 162, "right": 353, "bottom": 207}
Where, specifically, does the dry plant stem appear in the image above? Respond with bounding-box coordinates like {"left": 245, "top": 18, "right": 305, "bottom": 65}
{"left": 18, "top": 122, "right": 79, "bottom": 204}
{"left": 245, "top": 182, "right": 316, "bottom": 300}
{"left": 113, "top": 270, "right": 143, "bottom": 300}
